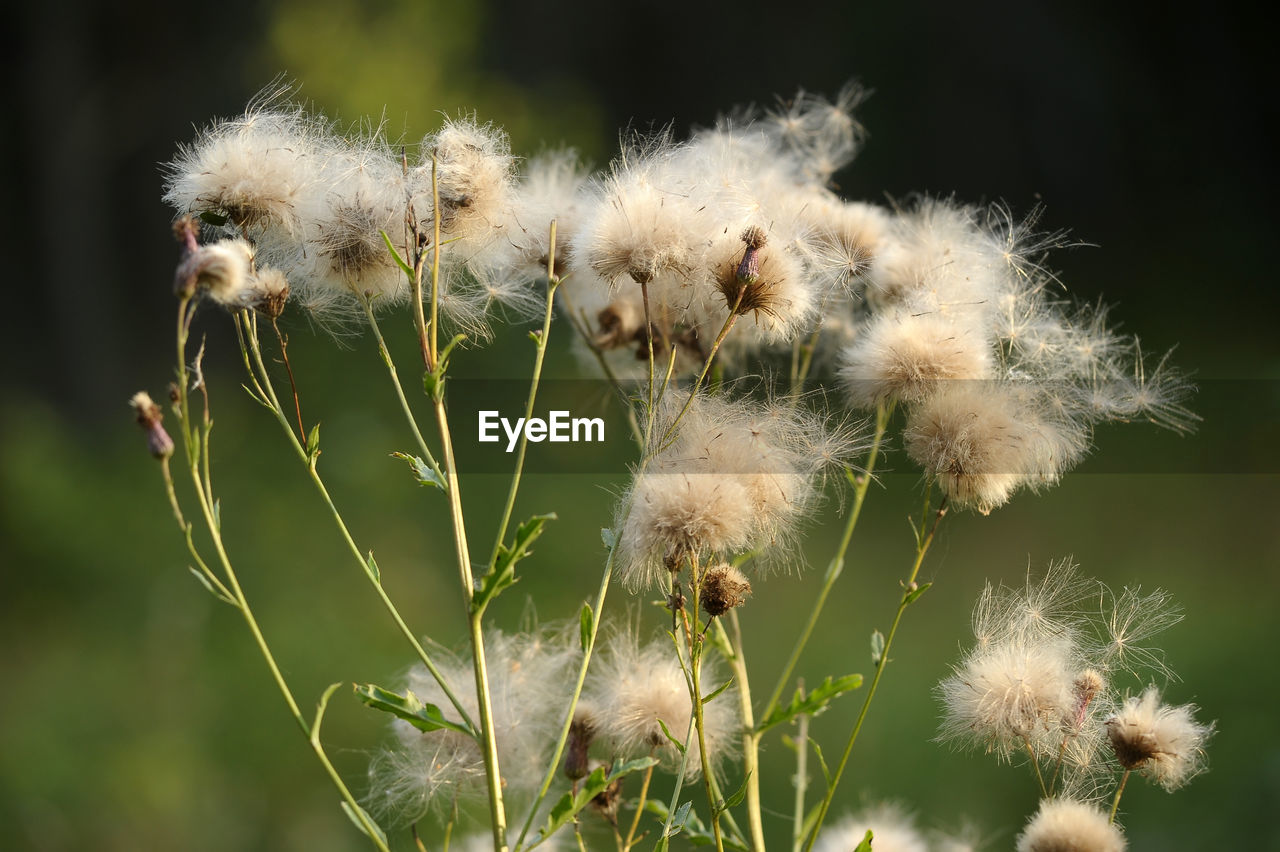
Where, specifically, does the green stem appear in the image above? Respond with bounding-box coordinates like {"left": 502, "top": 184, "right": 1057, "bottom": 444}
{"left": 726, "top": 610, "right": 765, "bottom": 852}
{"left": 759, "top": 401, "right": 892, "bottom": 722}
{"left": 359, "top": 295, "right": 446, "bottom": 486}
{"left": 1109, "top": 769, "right": 1131, "bottom": 824}
{"left": 622, "top": 762, "right": 654, "bottom": 851}
{"left": 658, "top": 293, "right": 742, "bottom": 449}
{"left": 487, "top": 224, "right": 559, "bottom": 569}
{"left": 792, "top": 704, "right": 809, "bottom": 852}
{"left": 238, "top": 314, "right": 476, "bottom": 734}
{"left": 803, "top": 497, "right": 948, "bottom": 852}
{"left": 171, "top": 301, "right": 388, "bottom": 852}
{"left": 1024, "top": 737, "right": 1048, "bottom": 797}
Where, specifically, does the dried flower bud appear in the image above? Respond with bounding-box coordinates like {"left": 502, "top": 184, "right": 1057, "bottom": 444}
{"left": 1070, "top": 669, "right": 1106, "bottom": 730}
{"left": 564, "top": 714, "right": 596, "bottom": 781}
{"left": 735, "top": 226, "right": 767, "bottom": 284}
{"left": 700, "top": 563, "right": 752, "bottom": 618}
{"left": 249, "top": 267, "right": 290, "bottom": 318}
{"left": 130, "top": 391, "right": 174, "bottom": 460}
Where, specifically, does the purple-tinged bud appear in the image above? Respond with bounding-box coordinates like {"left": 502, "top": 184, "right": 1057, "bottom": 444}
{"left": 131, "top": 391, "right": 174, "bottom": 460}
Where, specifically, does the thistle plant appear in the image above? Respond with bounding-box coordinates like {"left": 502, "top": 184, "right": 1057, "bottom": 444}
{"left": 135, "top": 82, "right": 1210, "bottom": 852}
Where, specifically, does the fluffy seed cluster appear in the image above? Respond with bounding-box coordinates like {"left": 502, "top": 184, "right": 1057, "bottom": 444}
{"left": 937, "top": 560, "right": 1211, "bottom": 802}
{"left": 164, "top": 88, "right": 575, "bottom": 337}
{"left": 1016, "top": 799, "right": 1126, "bottom": 852}
{"left": 815, "top": 803, "right": 975, "bottom": 852}
{"left": 366, "top": 628, "right": 577, "bottom": 824}
{"left": 565, "top": 86, "right": 884, "bottom": 374}
{"left": 616, "top": 390, "right": 862, "bottom": 590}
{"left": 1104, "top": 687, "right": 1213, "bottom": 790}
{"left": 579, "top": 630, "right": 738, "bottom": 779}
{"left": 833, "top": 200, "right": 1194, "bottom": 514}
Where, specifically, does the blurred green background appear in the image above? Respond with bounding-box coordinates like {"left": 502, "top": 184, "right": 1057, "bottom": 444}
{"left": 4, "top": 1, "right": 1278, "bottom": 849}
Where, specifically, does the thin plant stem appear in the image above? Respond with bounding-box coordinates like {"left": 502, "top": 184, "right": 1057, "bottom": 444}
{"left": 1109, "top": 769, "right": 1131, "bottom": 824}
{"left": 726, "top": 610, "right": 765, "bottom": 852}
{"left": 237, "top": 314, "right": 477, "bottom": 734}
{"left": 359, "top": 295, "right": 446, "bottom": 486}
{"left": 269, "top": 316, "right": 306, "bottom": 442}
{"left": 640, "top": 280, "right": 656, "bottom": 445}
{"left": 792, "top": 703, "right": 810, "bottom": 852}
{"left": 429, "top": 152, "right": 441, "bottom": 368}
{"left": 622, "top": 761, "right": 655, "bottom": 851}
{"left": 680, "top": 553, "right": 725, "bottom": 852}
{"left": 487, "top": 223, "right": 560, "bottom": 569}
{"left": 1024, "top": 737, "right": 1048, "bottom": 797}
{"left": 432, "top": 368, "right": 509, "bottom": 851}
{"left": 658, "top": 293, "right": 743, "bottom": 448}
{"left": 654, "top": 700, "right": 699, "bottom": 851}
{"left": 1048, "top": 735, "right": 1069, "bottom": 795}
{"left": 554, "top": 286, "right": 644, "bottom": 447}
{"left": 759, "top": 401, "right": 892, "bottom": 723}
{"left": 239, "top": 312, "right": 476, "bottom": 731}
{"left": 803, "top": 496, "right": 949, "bottom": 852}
{"left": 171, "top": 300, "right": 388, "bottom": 852}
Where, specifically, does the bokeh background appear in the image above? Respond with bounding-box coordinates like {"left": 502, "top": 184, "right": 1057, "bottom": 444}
{"left": 4, "top": 1, "right": 1278, "bottom": 849}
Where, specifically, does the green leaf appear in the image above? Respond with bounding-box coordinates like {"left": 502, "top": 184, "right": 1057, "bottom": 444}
{"left": 656, "top": 718, "right": 687, "bottom": 754}
{"left": 703, "top": 677, "right": 735, "bottom": 704}
{"left": 854, "top": 829, "right": 874, "bottom": 851}
{"left": 756, "top": 673, "right": 864, "bottom": 734}
{"left": 187, "top": 566, "right": 234, "bottom": 605}
{"left": 904, "top": 581, "right": 932, "bottom": 605}
{"left": 669, "top": 801, "right": 692, "bottom": 836}
{"left": 353, "top": 683, "right": 472, "bottom": 737}
{"left": 198, "top": 210, "right": 229, "bottom": 226}
{"left": 474, "top": 513, "right": 556, "bottom": 613}
{"left": 379, "top": 229, "right": 415, "bottom": 279}
{"left": 579, "top": 603, "right": 593, "bottom": 651}
{"left": 871, "top": 629, "right": 886, "bottom": 667}
{"left": 645, "top": 801, "right": 749, "bottom": 851}
{"left": 366, "top": 552, "right": 381, "bottom": 584}
{"left": 538, "top": 757, "right": 657, "bottom": 842}
{"left": 306, "top": 422, "right": 321, "bottom": 458}
{"left": 341, "top": 800, "right": 388, "bottom": 847}
{"left": 423, "top": 371, "right": 441, "bottom": 401}
{"left": 810, "top": 739, "right": 832, "bottom": 787}
{"left": 390, "top": 452, "right": 445, "bottom": 490}
{"left": 601, "top": 527, "right": 617, "bottom": 549}
{"left": 718, "top": 770, "right": 750, "bottom": 814}
{"left": 310, "top": 682, "right": 343, "bottom": 744}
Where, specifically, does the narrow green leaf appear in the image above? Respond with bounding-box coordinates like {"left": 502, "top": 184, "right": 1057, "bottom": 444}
{"left": 656, "top": 718, "right": 687, "bottom": 754}
{"left": 379, "top": 229, "right": 415, "bottom": 278}
{"left": 198, "top": 210, "right": 229, "bottom": 226}
{"left": 854, "top": 829, "right": 874, "bottom": 851}
{"left": 353, "top": 684, "right": 472, "bottom": 737}
{"left": 341, "top": 801, "right": 388, "bottom": 846}
{"left": 310, "top": 682, "right": 343, "bottom": 743}
{"left": 390, "top": 452, "right": 445, "bottom": 490}
{"left": 306, "top": 422, "right": 321, "bottom": 457}
{"left": 579, "top": 603, "right": 593, "bottom": 651}
{"left": 756, "top": 673, "right": 864, "bottom": 734}
{"left": 811, "top": 739, "right": 832, "bottom": 787}
{"left": 719, "top": 770, "right": 751, "bottom": 813}
{"left": 904, "top": 581, "right": 932, "bottom": 605}
{"left": 366, "top": 552, "right": 381, "bottom": 584}
{"left": 187, "top": 566, "right": 232, "bottom": 605}
{"left": 703, "top": 677, "right": 735, "bottom": 704}
{"left": 871, "top": 629, "right": 886, "bottom": 667}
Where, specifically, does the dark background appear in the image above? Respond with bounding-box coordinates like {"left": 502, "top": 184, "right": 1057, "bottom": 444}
{"left": 4, "top": 1, "right": 1277, "bottom": 850}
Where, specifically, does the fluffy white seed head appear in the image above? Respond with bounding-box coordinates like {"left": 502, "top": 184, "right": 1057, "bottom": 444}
{"left": 1015, "top": 799, "right": 1126, "bottom": 852}
{"left": 583, "top": 632, "right": 738, "bottom": 778}
{"left": 174, "top": 238, "right": 254, "bottom": 304}
{"left": 937, "top": 637, "right": 1078, "bottom": 758}
{"left": 840, "top": 312, "right": 993, "bottom": 408}
{"left": 367, "top": 628, "right": 577, "bottom": 823}
{"left": 417, "top": 117, "right": 516, "bottom": 250}
{"left": 813, "top": 804, "right": 929, "bottom": 852}
{"left": 164, "top": 105, "right": 326, "bottom": 237}
{"left": 1105, "top": 687, "right": 1213, "bottom": 790}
